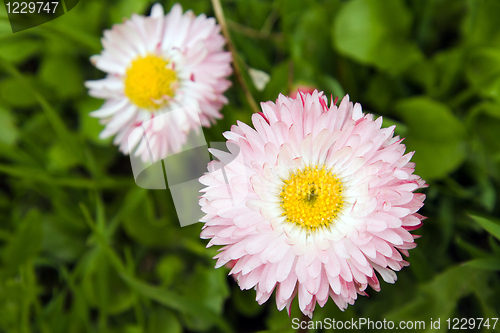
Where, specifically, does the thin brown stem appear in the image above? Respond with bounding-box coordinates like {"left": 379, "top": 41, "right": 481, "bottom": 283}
{"left": 227, "top": 19, "right": 284, "bottom": 42}
{"left": 211, "top": 0, "right": 260, "bottom": 114}
{"left": 260, "top": 9, "right": 279, "bottom": 35}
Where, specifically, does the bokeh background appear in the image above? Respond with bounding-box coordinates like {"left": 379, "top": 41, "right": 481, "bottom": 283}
{"left": 1, "top": 0, "right": 500, "bottom": 332}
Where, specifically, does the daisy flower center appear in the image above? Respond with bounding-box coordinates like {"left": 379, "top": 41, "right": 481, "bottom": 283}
{"left": 124, "top": 55, "right": 177, "bottom": 110}
{"left": 280, "top": 166, "right": 344, "bottom": 230}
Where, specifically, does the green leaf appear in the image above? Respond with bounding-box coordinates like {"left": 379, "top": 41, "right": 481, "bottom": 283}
{"left": 381, "top": 116, "right": 408, "bottom": 137}
{"left": 121, "top": 274, "right": 233, "bottom": 333}
{"left": 179, "top": 264, "right": 229, "bottom": 331}
{"left": 147, "top": 307, "right": 181, "bottom": 333}
{"left": 0, "top": 275, "right": 33, "bottom": 330}
{"left": 407, "top": 49, "right": 465, "bottom": 100}
{"left": 156, "top": 255, "right": 184, "bottom": 287}
{"left": 40, "top": 289, "right": 69, "bottom": 332}
{"left": 110, "top": 0, "right": 151, "bottom": 24}
{"left": 333, "top": 0, "right": 423, "bottom": 73}
{"left": 122, "top": 192, "right": 175, "bottom": 248}
{"left": 0, "top": 75, "right": 38, "bottom": 107}
{"left": 0, "top": 5, "right": 12, "bottom": 35}
{"left": 265, "top": 302, "right": 303, "bottom": 332}
{"left": 473, "top": 106, "right": 500, "bottom": 155}
{"left": 41, "top": 214, "right": 86, "bottom": 263}
{"left": 82, "top": 249, "right": 135, "bottom": 315}
{"left": 475, "top": 102, "right": 500, "bottom": 119}
{"left": 465, "top": 47, "right": 500, "bottom": 100}
{"left": 462, "top": 257, "right": 500, "bottom": 271}
{"left": 395, "top": 97, "right": 467, "bottom": 180}
{"left": 263, "top": 61, "right": 289, "bottom": 102}
{"left": 176, "top": 0, "right": 211, "bottom": 15}
{"left": 233, "top": 287, "right": 263, "bottom": 317}
{"left": 0, "top": 38, "right": 40, "bottom": 65}
{"left": 54, "top": 0, "right": 103, "bottom": 36}
{"left": 48, "top": 142, "right": 80, "bottom": 171}
{"left": 455, "top": 236, "right": 490, "bottom": 259}
{"left": 0, "top": 57, "right": 83, "bottom": 162}
{"left": 39, "top": 55, "right": 83, "bottom": 99}
{"left": 386, "top": 265, "right": 480, "bottom": 325}
{"left": 364, "top": 74, "right": 400, "bottom": 112}
{"left": 291, "top": 4, "right": 338, "bottom": 75}
{"left": 122, "top": 325, "right": 143, "bottom": 333}
{"left": 0, "top": 106, "right": 18, "bottom": 145}
{"left": 462, "top": 0, "right": 500, "bottom": 47}
{"left": 470, "top": 266, "right": 500, "bottom": 319}
{"left": 1, "top": 210, "right": 42, "bottom": 273}
{"left": 431, "top": 49, "right": 464, "bottom": 98}
{"left": 470, "top": 214, "right": 500, "bottom": 241}
{"left": 320, "top": 75, "right": 345, "bottom": 99}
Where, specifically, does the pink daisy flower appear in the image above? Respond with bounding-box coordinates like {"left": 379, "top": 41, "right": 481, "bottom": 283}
{"left": 199, "top": 91, "right": 426, "bottom": 317}
{"left": 85, "top": 3, "right": 232, "bottom": 161}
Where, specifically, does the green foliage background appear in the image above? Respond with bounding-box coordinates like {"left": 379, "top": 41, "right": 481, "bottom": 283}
{"left": 0, "top": 0, "right": 500, "bottom": 332}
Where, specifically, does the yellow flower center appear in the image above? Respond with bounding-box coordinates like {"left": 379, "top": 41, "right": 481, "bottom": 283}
{"left": 124, "top": 55, "right": 177, "bottom": 110}
{"left": 280, "top": 166, "right": 344, "bottom": 230}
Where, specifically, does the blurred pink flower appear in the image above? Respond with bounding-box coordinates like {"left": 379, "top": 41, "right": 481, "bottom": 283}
{"left": 86, "top": 3, "right": 232, "bottom": 161}
{"left": 290, "top": 84, "right": 316, "bottom": 97}
{"left": 199, "top": 91, "right": 426, "bottom": 317}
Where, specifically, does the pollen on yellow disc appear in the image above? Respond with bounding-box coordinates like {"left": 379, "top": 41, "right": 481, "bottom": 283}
{"left": 124, "top": 55, "right": 177, "bottom": 110}
{"left": 280, "top": 166, "right": 344, "bottom": 230}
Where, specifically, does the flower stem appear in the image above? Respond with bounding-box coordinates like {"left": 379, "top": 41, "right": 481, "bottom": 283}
{"left": 211, "top": 0, "right": 260, "bottom": 114}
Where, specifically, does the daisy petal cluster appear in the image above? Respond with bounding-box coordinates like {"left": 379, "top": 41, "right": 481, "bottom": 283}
{"left": 86, "top": 3, "right": 232, "bottom": 161}
{"left": 199, "top": 91, "right": 426, "bottom": 317}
